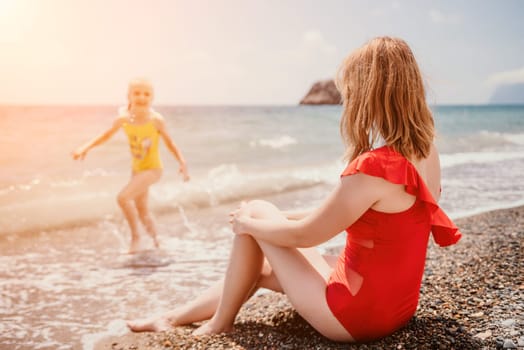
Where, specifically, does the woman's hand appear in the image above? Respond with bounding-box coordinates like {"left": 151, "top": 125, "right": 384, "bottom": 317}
{"left": 229, "top": 201, "right": 251, "bottom": 235}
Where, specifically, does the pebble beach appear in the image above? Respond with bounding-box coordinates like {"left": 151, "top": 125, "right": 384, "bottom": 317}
{"left": 94, "top": 205, "right": 524, "bottom": 350}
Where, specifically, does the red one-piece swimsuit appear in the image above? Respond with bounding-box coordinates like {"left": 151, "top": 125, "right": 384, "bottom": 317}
{"left": 325, "top": 146, "right": 462, "bottom": 342}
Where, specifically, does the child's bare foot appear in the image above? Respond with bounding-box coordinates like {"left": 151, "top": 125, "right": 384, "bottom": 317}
{"left": 128, "top": 238, "right": 142, "bottom": 254}
{"left": 127, "top": 316, "right": 172, "bottom": 332}
{"left": 192, "top": 321, "right": 233, "bottom": 336}
{"left": 144, "top": 230, "right": 160, "bottom": 249}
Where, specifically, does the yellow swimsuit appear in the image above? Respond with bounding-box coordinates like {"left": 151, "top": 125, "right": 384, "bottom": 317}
{"left": 122, "top": 120, "right": 162, "bottom": 172}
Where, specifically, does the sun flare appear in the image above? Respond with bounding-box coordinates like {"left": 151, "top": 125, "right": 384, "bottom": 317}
{"left": 0, "top": 0, "right": 22, "bottom": 35}
{"left": 0, "top": 0, "right": 18, "bottom": 16}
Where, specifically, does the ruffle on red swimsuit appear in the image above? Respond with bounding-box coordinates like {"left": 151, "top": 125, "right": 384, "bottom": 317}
{"left": 326, "top": 146, "right": 461, "bottom": 342}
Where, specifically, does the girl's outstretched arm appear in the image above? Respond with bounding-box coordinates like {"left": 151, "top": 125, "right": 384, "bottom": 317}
{"left": 153, "top": 115, "right": 190, "bottom": 181}
{"left": 72, "top": 117, "right": 124, "bottom": 160}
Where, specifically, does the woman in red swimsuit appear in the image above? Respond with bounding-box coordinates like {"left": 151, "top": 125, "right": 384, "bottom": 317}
{"left": 128, "top": 36, "right": 462, "bottom": 342}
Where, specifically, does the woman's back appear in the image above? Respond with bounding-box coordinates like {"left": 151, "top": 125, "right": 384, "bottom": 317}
{"left": 370, "top": 143, "right": 441, "bottom": 214}
{"left": 326, "top": 145, "right": 459, "bottom": 341}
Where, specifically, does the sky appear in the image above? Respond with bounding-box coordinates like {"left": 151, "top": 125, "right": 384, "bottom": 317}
{"left": 0, "top": 0, "right": 523, "bottom": 105}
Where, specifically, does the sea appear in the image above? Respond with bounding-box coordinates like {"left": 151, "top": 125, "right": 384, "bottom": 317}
{"left": 1, "top": 104, "right": 523, "bottom": 349}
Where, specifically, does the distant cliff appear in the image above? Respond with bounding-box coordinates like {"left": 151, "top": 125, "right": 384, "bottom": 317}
{"left": 299, "top": 80, "right": 341, "bottom": 105}
{"left": 490, "top": 83, "right": 524, "bottom": 104}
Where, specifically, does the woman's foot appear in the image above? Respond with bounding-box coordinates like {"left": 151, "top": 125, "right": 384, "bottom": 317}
{"left": 192, "top": 320, "right": 234, "bottom": 336}
{"left": 127, "top": 316, "right": 172, "bottom": 332}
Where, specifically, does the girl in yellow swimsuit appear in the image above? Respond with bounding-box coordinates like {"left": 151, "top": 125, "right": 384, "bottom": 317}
{"left": 72, "top": 78, "right": 190, "bottom": 253}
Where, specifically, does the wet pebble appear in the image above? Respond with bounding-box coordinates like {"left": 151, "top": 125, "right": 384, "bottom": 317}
{"left": 502, "top": 339, "right": 517, "bottom": 349}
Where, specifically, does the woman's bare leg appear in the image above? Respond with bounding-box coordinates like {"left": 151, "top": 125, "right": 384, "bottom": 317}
{"left": 190, "top": 200, "right": 343, "bottom": 338}
{"left": 117, "top": 169, "right": 161, "bottom": 253}
{"left": 127, "top": 259, "right": 283, "bottom": 332}
{"left": 127, "top": 252, "right": 337, "bottom": 332}
{"left": 128, "top": 199, "right": 350, "bottom": 340}
{"left": 242, "top": 200, "right": 353, "bottom": 342}
{"left": 191, "top": 233, "right": 265, "bottom": 334}
{"left": 127, "top": 282, "right": 225, "bottom": 332}
{"left": 256, "top": 241, "right": 353, "bottom": 341}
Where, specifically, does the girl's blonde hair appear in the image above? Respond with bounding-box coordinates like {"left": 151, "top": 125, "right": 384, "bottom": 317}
{"left": 336, "top": 36, "right": 434, "bottom": 162}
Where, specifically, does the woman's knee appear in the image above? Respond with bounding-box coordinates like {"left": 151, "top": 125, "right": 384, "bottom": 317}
{"left": 245, "top": 200, "right": 282, "bottom": 219}
{"left": 232, "top": 233, "right": 258, "bottom": 247}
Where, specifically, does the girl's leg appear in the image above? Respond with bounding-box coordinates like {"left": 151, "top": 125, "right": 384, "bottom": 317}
{"left": 117, "top": 169, "right": 161, "bottom": 253}
{"left": 135, "top": 189, "right": 159, "bottom": 248}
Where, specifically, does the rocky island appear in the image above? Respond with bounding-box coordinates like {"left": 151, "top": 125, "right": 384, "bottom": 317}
{"left": 299, "top": 79, "right": 342, "bottom": 105}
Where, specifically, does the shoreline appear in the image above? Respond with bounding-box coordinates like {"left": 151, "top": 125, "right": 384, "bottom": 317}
{"left": 94, "top": 205, "right": 523, "bottom": 350}
{"left": 449, "top": 199, "right": 524, "bottom": 222}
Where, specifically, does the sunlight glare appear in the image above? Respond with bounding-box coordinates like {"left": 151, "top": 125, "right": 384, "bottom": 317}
{"left": 0, "top": 0, "right": 35, "bottom": 44}
{"left": 0, "top": 0, "right": 20, "bottom": 40}
{"left": 0, "top": 0, "right": 18, "bottom": 17}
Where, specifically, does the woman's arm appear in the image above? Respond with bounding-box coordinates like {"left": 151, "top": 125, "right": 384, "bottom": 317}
{"left": 232, "top": 173, "right": 389, "bottom": 248}
{"left": 72, "top": 117, "right": 124, "bottom": 160}
{"left": 281, "top": 208, "right": 313, "bottom": 220}
{"left": 153, "top": 115, "right": 190, "bottom": 181}
{"left": 426, "top": 143, "right": 442, "bottom": 202}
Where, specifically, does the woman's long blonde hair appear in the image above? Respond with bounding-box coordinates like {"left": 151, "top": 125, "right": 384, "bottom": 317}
{"left": 336, "top": 36, "right": 434, "bottom": 162}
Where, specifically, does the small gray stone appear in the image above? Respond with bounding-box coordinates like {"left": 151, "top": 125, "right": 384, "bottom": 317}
{"left": 518, "top": 337, "right": 524, "bottom": 347}
{"left": 503, "top": 339, "right": 516, "bottom": 349}
{"left": 474, "top": 330, "right": 492, "bottom": 340}
{"left": 501, "top": 319, "right": 516, "bottom": 327}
